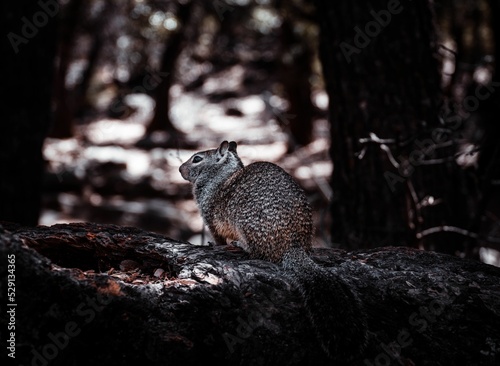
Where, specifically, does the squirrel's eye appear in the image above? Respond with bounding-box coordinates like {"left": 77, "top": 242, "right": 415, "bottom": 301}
{"left": 193, "top": 156, "right": 203, "bottom": 163}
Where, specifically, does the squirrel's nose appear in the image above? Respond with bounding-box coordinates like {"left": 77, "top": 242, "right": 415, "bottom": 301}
{"left": 179, "top": 163, "right": 189, "bottom": 181}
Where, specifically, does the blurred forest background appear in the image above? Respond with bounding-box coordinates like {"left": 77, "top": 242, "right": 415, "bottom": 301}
{"left": 2, "top": 0, "right": 500, "bottom": 266}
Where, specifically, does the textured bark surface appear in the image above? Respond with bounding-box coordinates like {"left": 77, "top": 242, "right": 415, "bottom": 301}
{"left": 1, "top": 222, "right": 499, "bottom": 365}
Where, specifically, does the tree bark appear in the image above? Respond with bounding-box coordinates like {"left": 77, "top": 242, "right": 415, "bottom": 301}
{"left": 1, "top": 222, "right": 499, "bottom": 365}
{"left": 314, "top": 0, "right": 475, "bottom": 254}
{"left": 1, "top": 0, "right": 58, "bottom": 225}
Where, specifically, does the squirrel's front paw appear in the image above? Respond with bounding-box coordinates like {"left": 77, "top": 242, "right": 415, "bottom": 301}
{"left": 229, "top": 241, "right": 249, "bottom": 252}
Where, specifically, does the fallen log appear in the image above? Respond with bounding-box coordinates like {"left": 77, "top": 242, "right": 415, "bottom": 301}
{"left": 1, "top": 222, "right": 499, "bottom": 365}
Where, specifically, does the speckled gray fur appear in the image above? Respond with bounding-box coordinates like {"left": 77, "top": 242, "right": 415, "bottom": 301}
{"left": 180, "top": 141, "right": 312, "bottom": 263}
{"left": 180, "top": 141, "right": 367, "bottom": 360}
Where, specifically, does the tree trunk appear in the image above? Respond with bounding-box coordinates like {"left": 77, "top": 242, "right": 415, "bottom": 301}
{"left": 143, "top": 1, "right": 193, "bottom": 147}
{"left": 278, "top": 17, "right": 314, "bottom": 151}
{"left": 1, "top": 222, "right": 499, "bottom": 365}
{"left": 49, "top": 0, "right": 83, "bottom": 139}
{"left": 1, "top": 0, "right": 58, "bottom": 225}
{"left": 314, "top": 0, "right": 475, "bottom": 254}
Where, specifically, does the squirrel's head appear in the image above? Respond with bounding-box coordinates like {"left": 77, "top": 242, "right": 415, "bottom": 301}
{"left": 179, "top": 141, "right": 243, "bottom": 184}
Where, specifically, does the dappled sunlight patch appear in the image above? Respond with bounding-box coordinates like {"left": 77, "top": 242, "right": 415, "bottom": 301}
{"left": 237, "top": 141, "right": 287, "bottom": 163}
{"left": 479, "top": 247, "right": 500, "bottom": 267}
{"left": 85, "top": 119, "right": 145, "bottom": 145}
{"left": 237, "top": 95, "right": 266, "bottom": 115}
{"left": 202, "top": 64, "right": 246, "bottom": 95}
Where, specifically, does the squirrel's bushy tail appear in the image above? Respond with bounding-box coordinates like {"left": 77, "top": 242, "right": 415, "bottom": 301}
{"left": 282, "top": 248, "right": 367, "bottom": 361}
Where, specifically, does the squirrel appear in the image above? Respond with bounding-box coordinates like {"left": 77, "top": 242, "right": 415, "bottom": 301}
{"left": 179, "top": 141, "right": 367, "bottom": 361}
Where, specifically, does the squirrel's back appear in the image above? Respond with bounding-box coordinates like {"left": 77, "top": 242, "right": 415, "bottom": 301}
{"left": 218, "top": 161, "right": 313, "bottom": 262}
{"left": 179, "top": 140, "right": 312, "bottom": 263}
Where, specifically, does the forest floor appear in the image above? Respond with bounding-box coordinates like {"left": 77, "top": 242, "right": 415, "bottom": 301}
{"left": 41, "top": 70, "right": 334, "bottom": 249}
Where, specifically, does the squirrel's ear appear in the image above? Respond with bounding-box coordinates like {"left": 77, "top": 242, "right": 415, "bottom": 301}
{"left": 228, "top": 141, "right": 237, "bottom": 153}
{"left": 218, "top": 141, "right": 229, "bottom": 155}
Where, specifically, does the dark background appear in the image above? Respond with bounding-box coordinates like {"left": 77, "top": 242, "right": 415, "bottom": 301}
{"left": 2, "top": 0, "right": 499, "bottom": 266}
